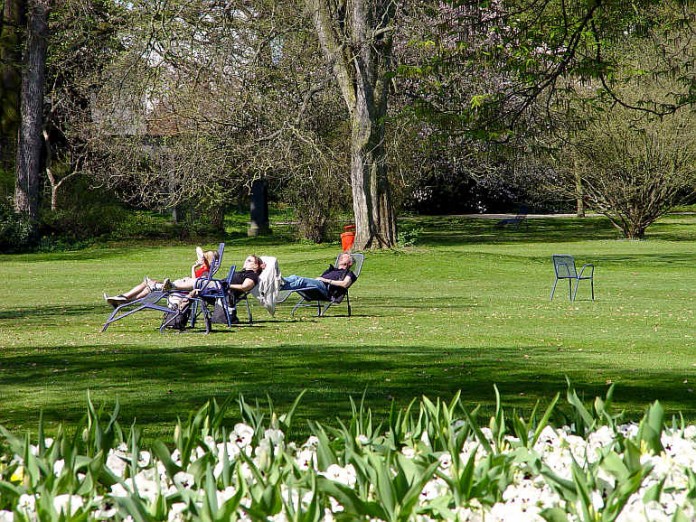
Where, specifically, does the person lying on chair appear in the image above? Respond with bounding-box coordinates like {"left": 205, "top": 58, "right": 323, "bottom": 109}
{"left": 103, "top": 248, "right": 218, "bottom": 308}
{"left": 281, "top": 253, "right": 356, "bottom": 299}
{"left": 187, "top": 254, "right": 264, "bottom": 324}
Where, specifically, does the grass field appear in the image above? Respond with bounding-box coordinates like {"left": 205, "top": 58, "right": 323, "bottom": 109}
{"left": 1, "top": 213, "right": 696, "bottom": 442}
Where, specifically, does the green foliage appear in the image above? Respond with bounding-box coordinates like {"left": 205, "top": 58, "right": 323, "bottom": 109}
{"left": 40, "top": 205, "right": 128, "bottom": 243}
{"left": 396, "top": 222, "right": 424, "bottom": 247}
{"left": 0, "top": 201, "right": 38, "bottom": 252}
{"left": 0, "top": 385, "right": 689, "bottom": 520}
{"left": 109, "top": 211, "right": 225, "bottom": 241}
{"left": 110, "top": 212, "right": 182, "bottom": 241}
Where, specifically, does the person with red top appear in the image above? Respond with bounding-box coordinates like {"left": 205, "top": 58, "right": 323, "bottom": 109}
{"left": 103, "top": 249, "right": 219, "bottom": 308}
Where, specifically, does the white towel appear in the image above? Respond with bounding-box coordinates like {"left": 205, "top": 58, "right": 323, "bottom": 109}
{"left": 252, "top": 256, "right": 282, "bottom": 316}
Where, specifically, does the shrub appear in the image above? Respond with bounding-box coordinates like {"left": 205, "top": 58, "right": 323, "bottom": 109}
{"left": 0, "top": 201, "right": 38, "bottom": 252}
{"left": 110, "top": 211, "right": 181, "bottom": 240}
{"left": 398, "top": 222, "right": 424, "bottom": 247}
{"left": 39, "top": 205, "right": 128, "bottom": 242}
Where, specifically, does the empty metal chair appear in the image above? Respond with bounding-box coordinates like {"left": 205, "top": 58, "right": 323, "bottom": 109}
{"left": 550, "top": 254, "right": 594, "bottom": 301}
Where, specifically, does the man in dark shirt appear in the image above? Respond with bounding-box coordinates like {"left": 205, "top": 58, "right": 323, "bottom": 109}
{"left": 281, "top": 253, "right": 356, "bottom": 299}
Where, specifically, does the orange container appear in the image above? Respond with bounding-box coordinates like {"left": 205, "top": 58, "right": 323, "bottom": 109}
{"left": 341, "top": 231, "right": 355, "bottom": 252}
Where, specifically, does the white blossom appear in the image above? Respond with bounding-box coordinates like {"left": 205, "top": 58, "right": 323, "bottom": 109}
{"left": 321, "top": 463, "right": 357, "bottom": 487}
{"left": 53, "top": 494, "right": 84, "bottom": 516}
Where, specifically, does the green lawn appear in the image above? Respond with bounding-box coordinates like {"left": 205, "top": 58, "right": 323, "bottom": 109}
{"left": 1, "top": 213, "right": 696, "bottom": 441}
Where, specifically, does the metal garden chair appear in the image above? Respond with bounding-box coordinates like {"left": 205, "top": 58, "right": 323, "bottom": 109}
{"left": 550, "top": 254, "right": 595, "bottom": 301}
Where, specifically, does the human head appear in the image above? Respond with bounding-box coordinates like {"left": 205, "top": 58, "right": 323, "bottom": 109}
{"left": 203, "top": 250, "right": 218, "bottom": 268}
{"left": 243, "top": 254, "right": 264, "bottom": 274}
{"left": 337, "top": 253, "right": 353, "bottom": 269}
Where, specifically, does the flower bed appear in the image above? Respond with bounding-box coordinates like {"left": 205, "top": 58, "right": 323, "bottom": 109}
{"left": 0, "top": 387, "right": 695, "bottom": 521}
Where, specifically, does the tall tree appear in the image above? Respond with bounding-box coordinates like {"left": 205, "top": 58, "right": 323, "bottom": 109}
{"left": 0, "top": 0, "right": 24, "bottom": 172}
{"left": 305, "top": 0, "right": 397, "bottom": 249}
{"left": 14, "top": 0, "right": 48, "bottom": 220}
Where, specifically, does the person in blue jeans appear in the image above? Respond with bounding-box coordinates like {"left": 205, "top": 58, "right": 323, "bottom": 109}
{"left": 281, "top": 253, "right": 356, "bottom": 299}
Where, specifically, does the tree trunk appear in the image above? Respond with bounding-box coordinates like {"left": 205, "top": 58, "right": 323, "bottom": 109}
{"left": 574, "top": 161, "right": 585, "bottom": 217}
{"left": 14, "top": 0, "right": 48, "bottom": 221}
{"left": 351, "top": 98, "right": 396, "bottom": 249}
{"left": 1, "top": 0, "right": 24, "bottom": 171}
{"left": 306, "top": 0, "right": 397, "bottom": 249}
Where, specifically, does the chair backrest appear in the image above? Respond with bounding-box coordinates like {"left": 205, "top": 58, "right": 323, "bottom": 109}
{"left": 338, "top": 252, "right": 364, "bottom": 280}
{"left": 224, "top": 265, "right": 237, "bottom": 285}
{"left": 194, "top": 246, "right": 225, "bottom": 293}
{"left": 211, "top": 242, "right": 225, "bottom": 277}
{"left": 552, "top": 254, "right": 578, "bottom": 278}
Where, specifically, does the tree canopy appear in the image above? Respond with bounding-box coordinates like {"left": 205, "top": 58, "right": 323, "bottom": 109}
{"left": 1, "top": 0, "right": 695, "bottom": 247}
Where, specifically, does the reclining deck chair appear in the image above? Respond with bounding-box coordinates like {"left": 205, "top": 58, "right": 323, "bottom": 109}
{"left": 188, "top": 264, "right": 254, "bottom": 331}
{"left": 101, "top": 290, "right": 173, "bottom": 332}
{"left": 278, "top": 253, "right": 365, "bottom": 317}
{"left": 495, "top": 205, "right": 529, "bottom": 229}
{"left": 161, "top": 243, "right": 229, "bottom": 332}
{"left": 101, "top": 242, "right": 225, "bottom": 333}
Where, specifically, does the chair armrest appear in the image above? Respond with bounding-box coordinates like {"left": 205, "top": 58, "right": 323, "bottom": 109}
{"left": 578, "top": 264, "right": 594, "bottom": 277}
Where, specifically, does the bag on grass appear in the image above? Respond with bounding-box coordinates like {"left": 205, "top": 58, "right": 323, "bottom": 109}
{"left": 161, "top": 295, "right": 191, "bottom": 330}
{"left": 211, "top": 301, "right": 230, "bottom": 324}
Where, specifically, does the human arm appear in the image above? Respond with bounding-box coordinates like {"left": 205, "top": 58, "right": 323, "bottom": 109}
{"left": 317, "top": 273, "right": 354, "bottom": 289}
{"left": 229, "top": 277, "right": 256, "bottom": 293}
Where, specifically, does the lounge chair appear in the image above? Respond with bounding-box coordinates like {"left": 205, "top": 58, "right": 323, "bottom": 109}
{"left": 278, "top": 253, "right": 365, "bottom": 317}
{"left": 101, "top": 243, "right": 225, "bottom": 332}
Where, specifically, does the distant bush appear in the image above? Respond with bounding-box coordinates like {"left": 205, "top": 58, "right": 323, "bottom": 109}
{"left": 110, "top": 211, "right": 180, "bottom": 240}
{"left": 110, "top": 211, "right": 224, "bottom": 241}
{"left": 0, "top": 202, "right": 38, "bottom": 252}
{"left": 398, "top": 222, "right": 424, "bottom": 247}
{"left": 40, "top": 205, "right": 128, "bottom": 242}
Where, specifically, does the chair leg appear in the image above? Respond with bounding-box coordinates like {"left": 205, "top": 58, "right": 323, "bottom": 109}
{"left": 291, "top": 298, "right": 306, "bottom": 317}
{"left": 572, "top": 279, "right": 580, "bottom": 302}
{"left": 245, "top": 298, "right": 253, "bottom": 324}
{"left": 203, "top": 308, "right": 212, "bottom": 334}
{"left": 346, "top": 294, "right": 351, "bottom": 317}
{"left": 221, "top": 298, "right": 232, "bottom": 327}
{"left": 189, "top": 300, "right": 199, "bottom": 327}
{"left": 590, "top": 278, "right": 595, "bottom": 300}
{"left": 567, "top": 279, "right": 573, "bottom": 301}
{"left": 550, "top": 279, "right": 559, "bottom": 300}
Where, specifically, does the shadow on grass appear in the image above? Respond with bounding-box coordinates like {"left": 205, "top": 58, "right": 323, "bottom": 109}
{"left": 0, "top": 295, "right": 479, "bottom": 325}
{"left": 0, "top": 304, "right": 98, "bottom": 320}
{"left": 411, "top": 214, "right": 696, "bottom": 246}
{"left": 1, "top": 342, "right": 694, "bottom": 437}
{"left": 412, "top": 216, "right": 622, "bottom": 246}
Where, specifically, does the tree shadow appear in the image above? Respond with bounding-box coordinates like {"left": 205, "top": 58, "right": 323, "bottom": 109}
{"left": 410, "top": 214, "right": 696, "bottom": 246}
{"left": 1, "top": 342, "right": 694, "bottom": 438}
